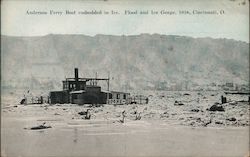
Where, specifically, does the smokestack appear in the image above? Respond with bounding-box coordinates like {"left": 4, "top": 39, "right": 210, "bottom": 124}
{"left": 75, "top": 68, "right": 79, "bottom": 79}
{"left": 75, "top": 68, "right": 80, "bottom": 90}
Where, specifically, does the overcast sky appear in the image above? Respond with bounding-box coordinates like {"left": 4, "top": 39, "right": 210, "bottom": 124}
{"left": 1, "top": 0, "right": 249, "bottom": 42}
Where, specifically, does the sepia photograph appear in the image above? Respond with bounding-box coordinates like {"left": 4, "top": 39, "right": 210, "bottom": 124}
{"left": 1, "top": 0, "right": 249, "bottom": 157}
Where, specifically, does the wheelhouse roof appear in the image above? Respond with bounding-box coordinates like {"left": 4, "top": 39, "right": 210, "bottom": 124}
{"left": 70, "top": 90, "right": 86, "bottom": 94}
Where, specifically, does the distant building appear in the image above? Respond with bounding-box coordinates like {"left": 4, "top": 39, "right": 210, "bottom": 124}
{"left": 225, "top": 83, "right": 234, "bottom": 88}
{"left": 222, "top": 82, "right": 235, "bottom": 91}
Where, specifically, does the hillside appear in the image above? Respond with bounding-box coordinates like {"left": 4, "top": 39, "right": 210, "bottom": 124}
{"left": 1, "top": 34, "right": 249, "bottom": 91}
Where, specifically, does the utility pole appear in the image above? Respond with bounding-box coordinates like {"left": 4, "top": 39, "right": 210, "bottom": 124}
{"left": 95, "top": 72, "right": 98, "bottom": 85}
{"left": 108, "top": 71, "right": 110, "bottom": 91}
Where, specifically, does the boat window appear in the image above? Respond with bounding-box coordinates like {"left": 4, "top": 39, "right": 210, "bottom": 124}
{"left": 72, "top": 94, "right": 77, "bottom": 99}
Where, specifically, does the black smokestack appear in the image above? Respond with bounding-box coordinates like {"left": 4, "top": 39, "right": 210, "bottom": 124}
{"left": 75, "top": 68, "right": 79, "bottom": 90}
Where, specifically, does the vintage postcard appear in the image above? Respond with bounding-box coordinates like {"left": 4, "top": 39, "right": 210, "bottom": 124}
{"left": 1, "top": 0, "right": 249, "bottom": 157}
